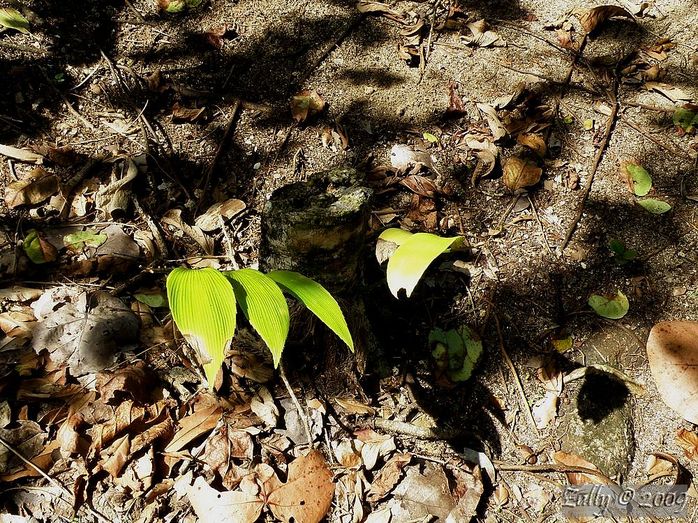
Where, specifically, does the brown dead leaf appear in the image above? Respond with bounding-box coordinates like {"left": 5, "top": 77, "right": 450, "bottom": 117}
{"left": 532, "top": 391, "right": 559, "bottom": 429}
{"left": 91, "top": 401, "right": 146, "bottom": 453}
{"left": 203, "top": 25, "right": 234, "bottom": 49}
{"left": 0, "top": 421, "right": 46, "bottom": 475}
{"left": 165, "top": 403, "right": 222, "bottom": 453}
{"left": 172, "top": 102, "right": 205, "bottom": 122}
{"left": 461, "top": 19, "right": 504, "bottom": 47}
{"left": 356, "top": 1, "right": 406, "bottom": 23}
{"left": 194, "top": 199, "right": 246, "bottom": 232}
{"left": 96, "top": 361, "right": 154, "bottom": 404}
{"left": 503, "top": 156, "right": 542, "bottom": 190}
{"left": 162, "top": 208, "right": 214, "bottom": 254}
{"left": 188, "top": 475, "right": 264, "bottom": 523}
{"left": 400, "top": 175, "right": 439, "bottom": 198}
{"left": 647, "top": 321, "right": 698, "bottom": 424}
{"left": 5, "top": 168, "right": 59, "bottom": 208}
{"left": 100, "top": 434, "right": 131, "bottom": 477}
{"left": 290, "top": 89, "right": 325, "bottom": 123}
{"left": 476, "top": 103, "right": 507, "bottom": 141}
{"left": 367, "top": 452, "right": 411, "bottom": 502}
{"left": 552, "top": 451, "right": 612, "bottom": 485}
{"left": 447, "top": 81, "right": 467, "bottom": 116}
{"left": 517, "top": 133, "right": 547, "bottom": 157}
{"left": 335, "top": 397, "right": 376, "bottom": 416}
{"left": 574, "top": 5, "right": 634, "bottom": 34}
{"left": 0, "top": 143, "right": 44, "bottom": 164}
{"left": 267, "top": 450, "right": 335, "bottom": 523}
{"left": 677, "top": 428, "right": 698, "bottom": 460}
{"left": 644, "top": 82, "right": 692, "bottom": 102}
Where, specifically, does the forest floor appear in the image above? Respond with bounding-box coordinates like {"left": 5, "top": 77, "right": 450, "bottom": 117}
{"left": 1, "top": 0, "right": 698, "bottom": 522}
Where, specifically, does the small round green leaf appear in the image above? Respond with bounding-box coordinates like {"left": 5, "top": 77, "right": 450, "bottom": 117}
{"left": 588, "top": 291, "right": 629, "bottom": 320}
{"left": 625, "top": 164, "right": 652, "bottom": 196}
{"left": 134, "top": 293, "right": 167, "bottom": 308}
{"left": 225, "top": 269, "right": 290, "bottom": 367}
{"left": 423, "top": 132, "right": 439, "bottom": 143}
{"left": 638, "top": 198, "right": 671, "bottom": 214}
{"left": 166, "top": 267, "right": 236, "bottom": 390}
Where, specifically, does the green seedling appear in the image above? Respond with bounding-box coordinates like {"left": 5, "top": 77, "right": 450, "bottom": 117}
{"left": 166, "top": 267, "right": 352, "bottom": 390}
{"left": 608, "top": 239, "right": 637, "bottom": 265}
{"left": 430, "top": 325, "right": 483, "bottom": 382}
{"left": 376, "top": 228, "right": 465, "bottom": 298}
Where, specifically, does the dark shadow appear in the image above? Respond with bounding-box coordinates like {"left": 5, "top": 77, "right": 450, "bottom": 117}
{"left": 576, "top": 369, "right": 630, "bottom": 423}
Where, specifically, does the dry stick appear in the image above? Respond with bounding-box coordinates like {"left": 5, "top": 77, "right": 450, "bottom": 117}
{"left": 278, "top": 362, "right": 314, "bottom": 448}
{"left": 0, "top": 435, "right": 110, "bottom": 523}
{"left": 196, "top": 100, "right": 242, "bottom": 212}
{"left": 39, "top": 68, "right": 97, "bottom": 131}
{"left": 527, "top": 195, "right": 553, "bottom": 256}
{"left": 493, "top": 314, "right": 539, "bottom": 436}
{"left": 622, "top": 117, "right": 692, "bottom": 160}
{"left": 560, "top": 83, "right": 619, "bottom": 251}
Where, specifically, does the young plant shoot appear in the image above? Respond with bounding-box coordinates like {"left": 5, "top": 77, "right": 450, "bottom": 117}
{"left": 167, "top": 267, "right": 353, "bottom": 390}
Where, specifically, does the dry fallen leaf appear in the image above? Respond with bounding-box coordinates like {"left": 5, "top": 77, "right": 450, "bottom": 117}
{"left": 446, "top": 81, "right": 467, "bottom": 116}
{"left": 0, "top": 143, "right": 44, "bottom": 164}
{"left": 399, "top": 175, "right": 439, "bottom": 198}
{"left": 461, "top": 19, "right": 504, "bottom": 47}
{"left": 188, "top": 475, "right": 263, "bottom": 523}
{"left": 267, "top": 449, "right": 335, "bottom": 523}
{"left": 194, "top": 198, "right": 246, "bottom": 232}
{"left": 5, "top": 168, "right": 59, "bottom": 208}
{"left": 552, "top": 451, "right": 612, "bottom": 485}
{"left": 290, "top": 89, "right": 325, "bottom": 123}
{"left": 503, "top": 156, "right": 542, "bottom": 190}
{"left": 367, "top": 452, "right": 411, "bottom": 502}
{"left": 172, "top": 102, "right": 206, "bottom": 122}
{"left": 574, "top": 5, "right": 634, "bottom": 34}
{"left": 476, "top": 103, "right": 507, "bottom": 141}
{"left": 647, "top": 321, "right": 698, "bottom": 424}
{"left": 676, "top": 428, "right": 698, "bottom": 460}
{"left": 517, "top": 133, "right": 547, "bottom": 157}
{"left": 532, "top": 391, "right": 559, "bottom": 429}
{"left": 644, "top": 82, "right": 692, "bottom": 103}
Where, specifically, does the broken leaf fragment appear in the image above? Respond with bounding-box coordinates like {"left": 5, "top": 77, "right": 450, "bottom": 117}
{"left": 290, "top": 89, "right": 325, "bottom": 123}
{"left": 63, "top": 230, "right": 108, "bottom": 251}
{"left": 5, "top": 168, "right": 59, "bottom": 209}
{"left": 638, "top": 198, "right": 671, "bottom": 214}
{"left": 0, "top": 8, "right": 29, "bottom": 33}
{"left": 573, "top": 5, "right": 634, "bottom": 34}
{"left": 621, "top": 162, "right": 652, "bottom": 196}
{"left": 166, "top": 267, "right": 237, "bottom": 389}
{"left": 503, "top": 156, "right": 542, "bottom": 191}
{"left": 588, "top": 290, "right": 629, "bottom": 320}
{"left": 430, "top": 325, "right": 483, "bottom": 382}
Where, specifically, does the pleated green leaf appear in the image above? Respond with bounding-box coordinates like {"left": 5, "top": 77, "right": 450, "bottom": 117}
{"left": 166, "top": 267, "right": 236, "bottom": 390}
{"left": 386, "top": 232, "right": 463, "bottom": 298}
{"left": 376, "top": 228, "right": 414, "bottom": 264}
{"left": 0, "top": 8, "right": 29, "bottom": 34}
{"left": 267, "top": 270, "right": 353, "bottom": 353}
{"left": 224, "top": 268, "right": 290, "bottom": 367}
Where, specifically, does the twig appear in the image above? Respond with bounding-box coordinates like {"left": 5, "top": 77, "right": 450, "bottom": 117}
{"left": 622, "top": 117, "right": 691, "bottom": 160}
{"left": 279, "top": 362, "right": 314, "bottom": 448}
{"left": 133, "top": 196, "right": 168, "bottom": 259}
{"left": 197, "top": 100, "right": 242, "bottom": 211}
{"left": 0, "top": 435, "right": 110, "bottom": 523}
{"left": 493, "top": 314, "right": 539, "bottom": 436}
{"left": 39, "top": 68, "right": 96, "bottom": 131}
{"left": 371, "top": 418, "right": 465, "bottom": 440}
{"left": 527, "top": 195, "right": 553, "bottom": 256}
{"left": 560, "top": 79, "right": 619, "bottom": 250}
{"left": 494, "top": 460, "right": 614, "bottom": 483}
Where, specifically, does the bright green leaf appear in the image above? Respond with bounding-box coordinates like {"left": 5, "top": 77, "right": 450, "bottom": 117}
{"left": 376, "top": 228, "right": 414, "bottom": 264}
{"left": 164, "top": 0, "right": 186, "bottom": 12}
{"left": 429, "top": 326, "right": 482, "bottom": 382}
{"left": 638, "top": 198, "right": 671, "bottom": 214}
{"left": 588, "top": 291, "right": 629, "bottom": 320}
{"left": 563, "top": 115, "right": 574, "bottom": 124}
{"left": 166, "top": 267, "right": 236, "bottom": 390}
{"left": 386, "top": 232, "right": 463, "bottom": 298}
{"left": 134, "top": 293, "right": 167, "bottom": 308}
{"left": 225, "top": 269, "right": 290, "bottom": 367}
{"left": 625, "top": 164, "right": 652, "bottom": 196}
{"left": 0, "top": 8, "right": 30, "bottom": 34}
{"left": 674, "top": 108, "right": 698, "bottom": 133}
{"left": 423, "top": 132, "right": 439, "bottom": 143}
{"left": 267, "top": 270, "right": 353, "bottom": 352}
{"left": 583, "top": 119, "right": 594, "bottom": 130}
{"left": 63, "top": 230, "right": 107, "bottom": 250}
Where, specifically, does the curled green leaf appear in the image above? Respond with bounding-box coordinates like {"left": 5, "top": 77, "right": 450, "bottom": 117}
{"left": 166, "top": 267, "right": 236, "bottom": 389}
{"left": 225, "top": 269, "right": 290, "bottom": 367}
{"left": 385, "top": 232, "right": 464, "bottom": 298}
{"left": 267, "top": 270, "right": 353, "bottom": 352}
{"left": 589, "top": 291, "right": 629, "bottom": 320}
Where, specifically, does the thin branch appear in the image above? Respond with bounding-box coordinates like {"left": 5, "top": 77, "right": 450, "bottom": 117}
{"left": 279, "top": 362, "right": 314, "bottom": 448}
